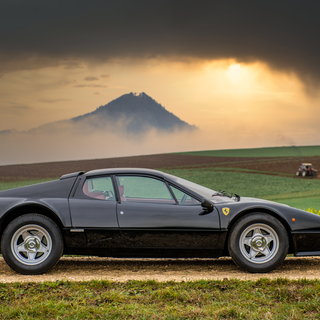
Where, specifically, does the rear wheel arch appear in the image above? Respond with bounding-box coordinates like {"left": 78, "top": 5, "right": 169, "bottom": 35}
{"left": 0, "top": 204, "right": 64, "bottom": 241}
{"left": 223, "top": 208, "right": 294, "bottom": 255}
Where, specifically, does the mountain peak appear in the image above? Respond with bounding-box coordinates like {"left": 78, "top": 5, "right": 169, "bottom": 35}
{"left": 31, "top": 93, "right": 197, "bottom": 135}
{"left": 70, "top": 92, "right": 196, "bottom": 134}
{"left": 131, "top": 92, "right": 147, "bottom": 98}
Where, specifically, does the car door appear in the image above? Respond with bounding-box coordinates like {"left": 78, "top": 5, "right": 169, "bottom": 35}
{"left": 69, "top": 175, "right": 122, "bottom": 248}
{"left": 115, "top": 175, "right": 220, "bottom": 249}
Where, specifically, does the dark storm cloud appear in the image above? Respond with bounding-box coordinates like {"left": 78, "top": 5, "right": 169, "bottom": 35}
{"left": 1, "top": 0, "right": 320, "bottom": 87}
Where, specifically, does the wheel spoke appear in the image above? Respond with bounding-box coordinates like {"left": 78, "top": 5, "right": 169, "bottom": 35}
{"left": 264, "top": 234, "right": 274, "bottom": 245}
{"left": 27, "top": 251, "right": 37, "bottom": 261}
{"left": 35, "top": 231, "right": 45, "bottom": 240}
{"left": 243, "top": 237, "right": 251, "bottom": 246}
{"left": 252, "top": 227, "right": 261, "bottom": 236}
{"left": 37, "top": 242, "right": 48, "bottom": 253}
{"left": 249, "top": 248, "right": 260, "bottom": 259}
{"left": 21, "top": 231, "right": 30, "bottom": 240}
{"left": 261, "top": 246, "right": 271, "bottom": 257}
{"left": 16, "top": 243, "right": 27, "bottom": 253}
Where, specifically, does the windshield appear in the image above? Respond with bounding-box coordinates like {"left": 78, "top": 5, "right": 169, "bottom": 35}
{"left": 164, "top": 173, "right": 217, "bottom": 199}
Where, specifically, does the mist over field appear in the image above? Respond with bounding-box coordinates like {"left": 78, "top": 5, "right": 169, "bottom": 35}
{"left": 1, "top": 122, "right": 318, "bottom": 165}
{"left": 0, "top": 126, "right": 207, "bottom": 165}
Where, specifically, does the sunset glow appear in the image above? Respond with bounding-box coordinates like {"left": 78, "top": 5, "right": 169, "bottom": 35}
{"left": 1, "top": 2, "right": 320, "bottom": 165}
{"left": 0, "top": 58, "right": 315, "bottom": 139}
{"left": 227, "top": 63, "right": 243, "bottom": 82}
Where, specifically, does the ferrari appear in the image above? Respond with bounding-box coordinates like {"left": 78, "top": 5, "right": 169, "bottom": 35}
{"left": 0, "top": 168, "right": 319, "bottom": 275}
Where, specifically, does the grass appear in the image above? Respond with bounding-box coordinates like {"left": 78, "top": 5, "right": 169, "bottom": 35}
{"left": 163, "top": 168, "right": 320, "bottom": 210}
{"left": 179, "top": 145, "right": 320, "bottom": 158}
{"left": 0, "top": 279, "right": 320, "bottom": 319}
{"left": 275, "top": 197, "right": 320, "bottom": 210}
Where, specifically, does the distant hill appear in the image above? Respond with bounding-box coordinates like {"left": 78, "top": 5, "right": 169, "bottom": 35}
{"left": 70, "top": 92, "right": 196, "bottom": 134}
{"left": 25, "top": 92, "right": 197, "bottom": 135}
{"left": 0, "top": 93, "right": 200, "bottom": 165}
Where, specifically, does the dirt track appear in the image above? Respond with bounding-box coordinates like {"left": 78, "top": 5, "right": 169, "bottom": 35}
{"left": 1, "top": 256, "right": 320, "bottom": 283}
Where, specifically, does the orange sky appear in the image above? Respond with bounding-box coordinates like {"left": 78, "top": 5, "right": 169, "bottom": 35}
{"left": 1, "top": 58, "right": 319, "bottom": 150}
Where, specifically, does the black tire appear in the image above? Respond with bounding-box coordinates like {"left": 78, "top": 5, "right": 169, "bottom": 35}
{"left": 228, "top": 213, "right": 289, "bottom": 273}
{"left": 1, "top": 214, "right": 63, "bottom": 275}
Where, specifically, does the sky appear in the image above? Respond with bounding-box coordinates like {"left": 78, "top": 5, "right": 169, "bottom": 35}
{"left": 1, "top": 1, "right": 320, "bottom": 164}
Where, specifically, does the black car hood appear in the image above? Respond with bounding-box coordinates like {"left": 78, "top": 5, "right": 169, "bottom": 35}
{"left": 212, "top": 195, "right": 320, "bottom": 231}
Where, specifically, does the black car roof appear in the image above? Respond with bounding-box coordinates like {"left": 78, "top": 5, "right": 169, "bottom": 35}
{"left": 84, "top": 168, "right": 166, "bottom": 178}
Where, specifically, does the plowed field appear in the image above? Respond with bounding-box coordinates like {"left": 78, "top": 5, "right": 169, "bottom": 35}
{"left": 1, "top": 153, "right": 319, "bottom": 181}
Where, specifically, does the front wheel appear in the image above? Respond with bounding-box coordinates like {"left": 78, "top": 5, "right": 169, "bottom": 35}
{"left": 228, "top": 213, "right": 289, "bottom": 273}
{"left": 1, "top": 214, "right": 63, "bottom": 275}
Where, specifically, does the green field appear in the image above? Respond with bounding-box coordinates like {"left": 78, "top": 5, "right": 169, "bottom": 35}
{"left": 1, "top": 279, "right": 320, "bottom": 319}
{"left": 179, "top": 145, "right": 320, "bottom": 158}
{"left": 163, "top": 168, "right": 320, "bottom": 210}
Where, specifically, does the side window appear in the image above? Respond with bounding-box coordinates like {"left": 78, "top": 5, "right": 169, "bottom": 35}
{"left": 170, "top": 185, "right": 200, "bottom": 205}
{"left": 83, "top": 176, "right": 115, "bottom": 201}
{"left": 116, "top": 175, "right": 175, "bottom": 204}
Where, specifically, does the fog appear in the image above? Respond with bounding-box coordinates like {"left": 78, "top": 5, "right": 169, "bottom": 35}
{"left": 0, "top": 126, "right": 202, "bottom": 165}
{"left": 0, "top": 121, "right": 317, "bottom": 166}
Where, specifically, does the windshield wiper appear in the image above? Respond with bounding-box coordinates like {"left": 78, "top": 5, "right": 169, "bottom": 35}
{"left": 212, "top": 190, "right": 240, "bottom": 202}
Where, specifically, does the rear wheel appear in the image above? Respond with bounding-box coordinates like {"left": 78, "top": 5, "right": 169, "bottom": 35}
{"left": 302, "top": 171, "right": 307, "bottom": 177}
{"left": 228, "top": 213, "right": 289, "bottom": 273}
{"left": 1, "top": 214, "right": 63, "bottom": 275}
{"left": 295, "top": 171, "right": 300, "bottom": 176}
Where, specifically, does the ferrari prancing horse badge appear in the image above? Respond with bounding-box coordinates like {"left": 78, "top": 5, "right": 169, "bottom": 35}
{"left": 222, "top": 207, "right": 230, "bottom": 216}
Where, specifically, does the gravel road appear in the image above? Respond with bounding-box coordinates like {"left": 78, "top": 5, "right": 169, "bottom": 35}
{"left": 1, "top": 256, "right": 320, "bottom": 283}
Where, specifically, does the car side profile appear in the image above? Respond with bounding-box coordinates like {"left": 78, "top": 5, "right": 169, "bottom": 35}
{"left": 0, "top": 168, "right": 320, "bottom": 275}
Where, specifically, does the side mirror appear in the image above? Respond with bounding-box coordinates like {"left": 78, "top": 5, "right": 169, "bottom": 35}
{"left": 201, "top": 198, "right": 214, "bottom": 213}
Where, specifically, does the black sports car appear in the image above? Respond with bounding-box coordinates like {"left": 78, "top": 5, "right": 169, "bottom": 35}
{"left": 0, "top": 168, "right": 320, "bottom": 275}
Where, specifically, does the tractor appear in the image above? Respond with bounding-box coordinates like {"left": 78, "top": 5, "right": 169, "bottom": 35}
{"left": 296, "top": 163, "right": 318, "bottom": 177}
